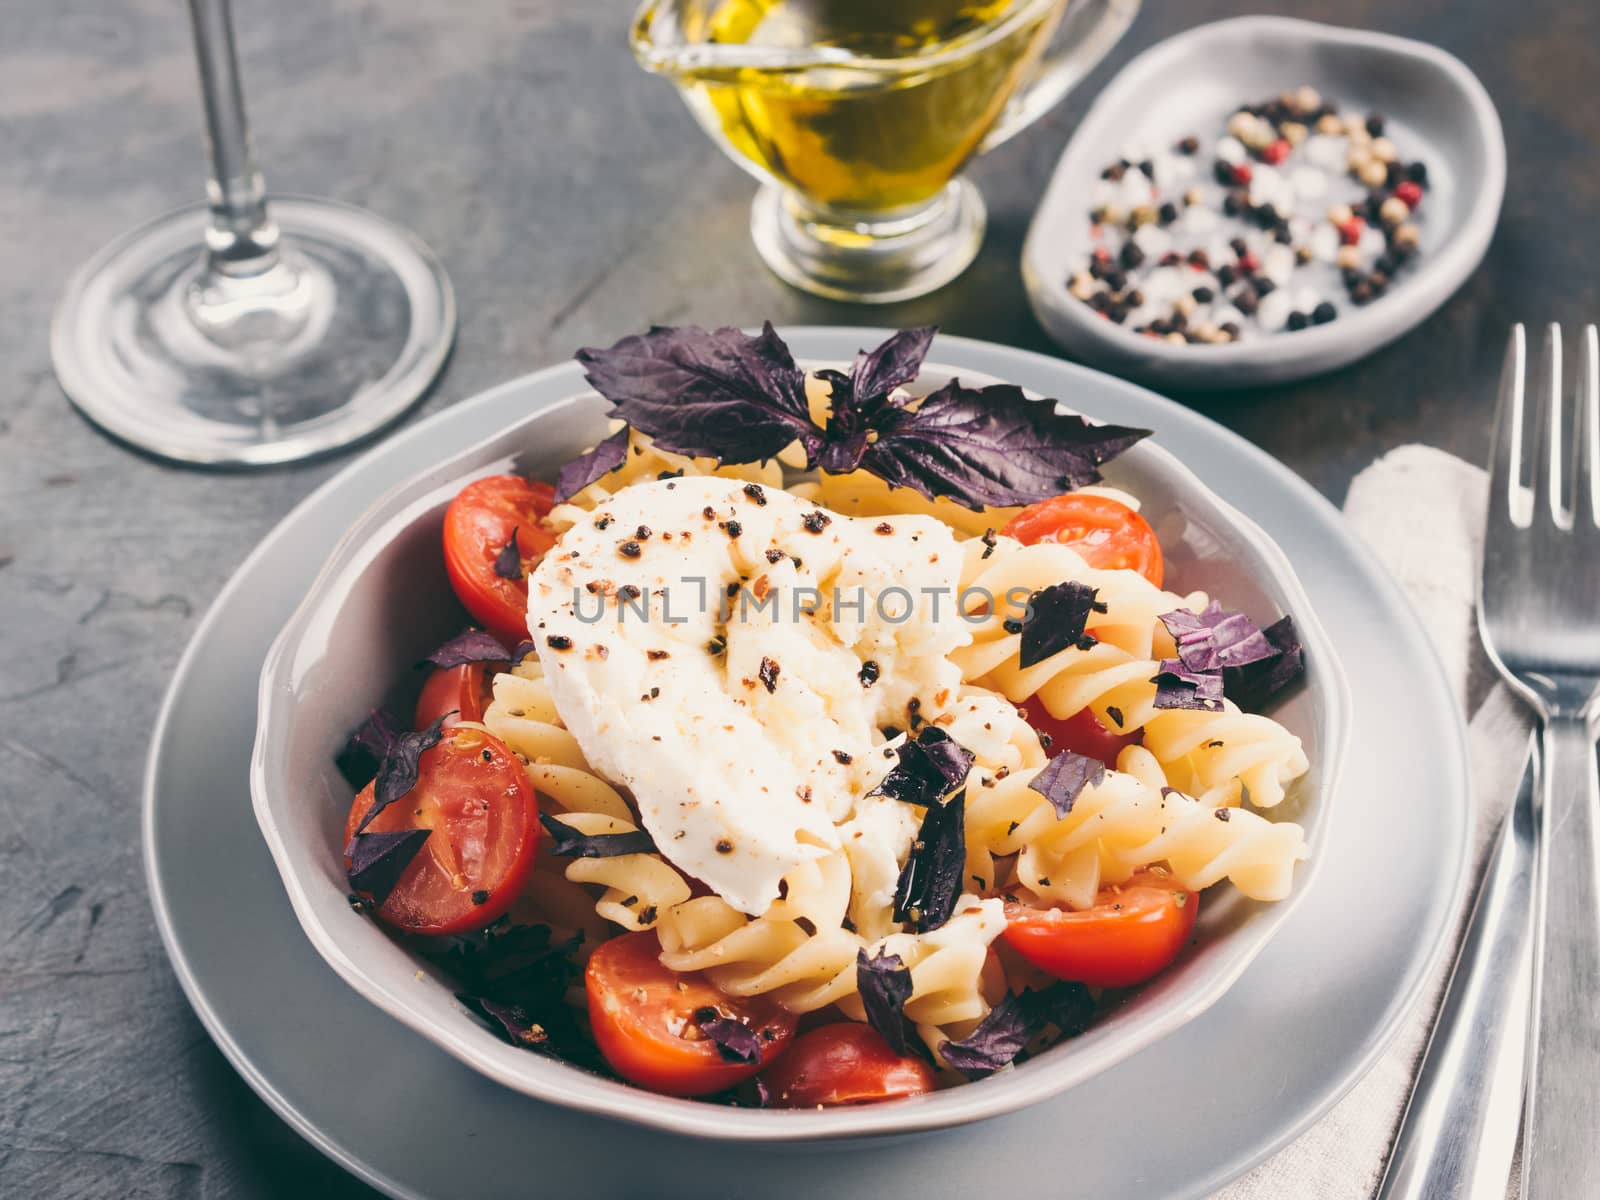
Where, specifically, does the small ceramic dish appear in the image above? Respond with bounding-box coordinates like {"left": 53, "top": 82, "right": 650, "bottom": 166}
{"left": 250, "top": 359, "right": 1350, "bottom": 1141}
{"left": 1022, "top": 16, "right": 1505, "bottom": 389}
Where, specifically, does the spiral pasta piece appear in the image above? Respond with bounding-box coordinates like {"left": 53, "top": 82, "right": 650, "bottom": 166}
{"left": 483, "top": 668, "right": 690, "bottom": 930}
{"left": 953, "top": 534, "right": 1307, "bottom": 808}
{"left": 965, "top": 741, "right": 1308, "bottom": 908}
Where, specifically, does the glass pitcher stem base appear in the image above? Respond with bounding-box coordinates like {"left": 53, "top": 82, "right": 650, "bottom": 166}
{"left": 750, "top": 180, "right": 986, "bottom": 305}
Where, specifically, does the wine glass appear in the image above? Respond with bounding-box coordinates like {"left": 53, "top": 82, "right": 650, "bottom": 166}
{"left": 50, "top": 0, "right": 455, "bottom": 467}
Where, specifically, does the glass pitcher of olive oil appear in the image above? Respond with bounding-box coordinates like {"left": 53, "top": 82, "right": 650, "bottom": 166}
{"left": 631, "top": 0, "right": 1139, "bottom": 303}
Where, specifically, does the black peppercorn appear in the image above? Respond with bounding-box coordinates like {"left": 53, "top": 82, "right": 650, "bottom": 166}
{"left": 1311, "top": 301, "right": 1337, "bottom": 324}
{"left": 1286, "top": 310, "right": 1309, "bottom": 331}
{"left": 1119, "top": 241, "right": 1144, "bottom": 269}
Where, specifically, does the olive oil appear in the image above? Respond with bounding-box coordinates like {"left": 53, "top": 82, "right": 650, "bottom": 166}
{"left": 670, "top": 0, "right": 1067, "bottom": 211}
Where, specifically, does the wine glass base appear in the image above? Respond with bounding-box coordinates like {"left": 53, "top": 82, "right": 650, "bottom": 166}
{"left": 749, "top": 179, "right": 986, "bottom": 305}
{"left": 51, "top": 196, "right": 455, "bottom": 467}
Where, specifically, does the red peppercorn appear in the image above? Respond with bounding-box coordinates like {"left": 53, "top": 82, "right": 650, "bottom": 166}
{"left": 1231, "top": 163, "right": 1253, "bottom": 185}
{"left": 1237, "top": 251, "right": 1261, "bottom": 273}
{"left": 1338, "top": 217, "right": 1365, "bottom": 246}
{"left": 1394, "top": 180, "right": 1423, "bottom": 209}
{"left": 1262, "top": 139, "right": 1290, "bottom": 165}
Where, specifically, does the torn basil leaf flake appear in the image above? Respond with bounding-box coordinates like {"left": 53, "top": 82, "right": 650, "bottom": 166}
{"left": 462, "top": 995, "right": 552, "bottom": 1048}
{"left": 509, "top": 639, "right": 537, "bottom": 667}
{"left": 695, "top": 1013, "right": 763, "bottom": 1065}
{"left": 1223, "top": 615, "right": 1306, "bottom": 713}
{"left": 939, "top": 990, "right": 1037, "bottom": 1079}
{"left": 554, "top": 425, "right": 631, "bottom": 503}
{"left": 892, "top": 790, "right": 967, "bottom": 933}
{"left": 1151, "top": 661, "right": 1226, "bottom": 712}
{"left": 1159, "top": 602, "right": 1279, "bottom": 672}
{"left": 345, "top": 828, "right": 431, "bottom": 905}
{"left": 357, "top": 712, "right": 451, "bottom": 833}
{"left": 869, "top": 726, "right": 974, "bottom": 807}
{"left": 575, "top": 323, "right": 823, "bottom": 467}
{"left": 539, "top": 812, "right": 657, "bottom": 858}
{"left": 336, "top": 707, "right": 405, "bottom": 788}
{"left": 422, "top": 629, "right": 512, "bottom": 670}
{"left": 858, "top": 379, "right": 1151, "bottom": 511}
{"left": 492, "top": 530, "right": 523, "bottom": 581}
{"left": 1019, "top": 581, "right": 1106, "bottom": 668}
{"left": 847, "top": 326, "right": 937, "bottom": 415}
{"left": 856, "top": 948, "right": 916, "bottom": 1057}
{"left": 1029, "top": 751, "right": 1105, "bottom": 817}
{"left": 940, "top": 983, "right": 1095, "bottom": 1079}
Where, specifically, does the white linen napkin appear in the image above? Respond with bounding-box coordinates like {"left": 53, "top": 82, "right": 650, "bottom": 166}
{"left": 1213, "top": 445, "right": 1533, "bottom": 1200}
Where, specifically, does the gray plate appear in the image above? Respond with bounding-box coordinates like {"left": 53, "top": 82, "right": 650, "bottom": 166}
{"left": 144, "top": 330, "right": 1470, "bottom": 1199}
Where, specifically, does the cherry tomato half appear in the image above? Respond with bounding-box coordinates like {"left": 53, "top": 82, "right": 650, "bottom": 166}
{"left": 344, "top": 726, "right": 538, "bottom": 936}
{"left": 759, "top": 1023, "right": 936, "bottom": 1108}
{"left": 442, "top": 475, "right": 558, "bottom": 647}
{"left": 1001, "top": 868, "right": 1198, "bottom": 989}
{"left": 585, "top": 931, "right": 796, "bottom": 1097}
{"left": 414, "top": 662, "right": 497, "bottom": 731}
{"left": 1021, "top": 695, "right": 1139, "bottom": 770}
{"left": 1002, "top": 494, "right": 1164, "bottom": 587}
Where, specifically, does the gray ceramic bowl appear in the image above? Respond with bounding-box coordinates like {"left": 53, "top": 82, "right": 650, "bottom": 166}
{"left": 250, "top": 361, "right": 1350, "bottom": 1140}
{"left": 1023, "top": 16, "right": 1505, "bottom": 389}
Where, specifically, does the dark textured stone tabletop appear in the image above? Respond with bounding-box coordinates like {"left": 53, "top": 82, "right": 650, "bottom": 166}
{"left": 2, "top": 0, "right": 1594, "bottom": 1196}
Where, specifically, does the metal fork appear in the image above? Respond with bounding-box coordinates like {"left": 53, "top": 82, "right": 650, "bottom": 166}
{"left": 1479, "top": 323, "right": 1600, "bottom": 1199}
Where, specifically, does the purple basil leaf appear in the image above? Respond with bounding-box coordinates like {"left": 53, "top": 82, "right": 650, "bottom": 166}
{"left": 458, "top": 994, "right": 557, "bottom": 1051}
{"left": 539, "top": 812, "right": 657, "bottom": 858}
{"left": 848, "top": 326, "right": 937, "bottom": 416}
{"left": 493, "top": 530, "right": 523, "bottom": 581}
{"left": 856, "top": 948, "right": 916, "bottom": 1057}
{"left": 1222, "top": 615, "right": 1305, "bottom": 712}
{"left": 1151, "top": 661, "right": 1226, "bottom": 711}
{"left": 940, "top": 983, "right": 1094, "bottom": 1079}
{"left": 575, "top": 323, "right": 823, "bottom": 466}
{"left": 510, "top": 639, "right": 537, "bottom": 667}
{"left": 336, "top": 708, "right": 405, "bottom": 788}
{"left": 356, "top": 712, "right": 451, "bottom": 833}
{"left": 1019, "top": 581, "right": 1106, "bottom": 668}
{"left": 869, "top": 726, "right": 975, "bottom": 808}
{"left": 939, "top": 990, "right": 1037, "bottom": 1079}
{"left": 422, "top": 629, "right": 511, "bottom": 670}
{"left": 859, "top": 379, "right": 1151, "bottom": 511}
{"left": 345, "top": 828, "right": 431, "bottom": 905}
{"left": 554, "top": 426, "right": 631, "bottom": 503}
{"left": 694, "top": 1012, "right": 762, "bottom": 1064}
{"left": 1029, "top": 750, "right": 1105, "bottom": 817}
{"left": 1159, "top": 602, "right": 1279, "bottom": 672}
{"left": 892, "top": 790, "right": 966, "bottom": 933}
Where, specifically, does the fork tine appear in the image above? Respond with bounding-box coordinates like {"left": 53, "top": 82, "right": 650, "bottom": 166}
{"left": 1577, "top": 325, "right": 1599, "bottom": 529}
{"left": 1530, "top": 323, "right": 1565, "bottom": 525}
{"left": 1489, "top": 324, "right": 1527, "bottom": 528}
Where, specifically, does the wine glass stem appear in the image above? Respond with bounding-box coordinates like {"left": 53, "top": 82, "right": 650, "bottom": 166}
{"left": 188, "top": 0, "right": 278, "bottom": 277}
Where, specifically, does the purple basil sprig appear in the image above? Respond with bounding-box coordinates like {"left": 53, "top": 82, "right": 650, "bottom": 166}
{"left": 868, "top": 726, "right": 975, "bottom": 808}
{"left": 1151, "top": 660, "right": 1226, "bottom": 711}
{"left": 574, "top": 324, "right": 1150, "bottom": 512}
{"left": 1155, "top": 605, "right": 1306, "bottom": 713}
{"left": 356, "top": 712, "right": 451, "bottom": 833}
{"left": 554, "top": 425, "right": 631, "bottom": 504}
{"left": 856, "top": 947, "right": 917, "bottom": 1058}
{"left": 421, "top": 629, "right": 512, "bottom": 670}
{"left": 1028, "top": 751, "right": 1105, "bottom": 817}
{"left": 892, "top": 790, "right": 967, "bottom": 933}
{"left": 346, "top": 828, "right": 432, "bottom": 905}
